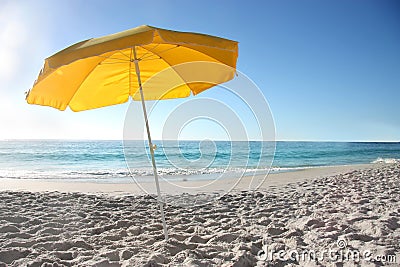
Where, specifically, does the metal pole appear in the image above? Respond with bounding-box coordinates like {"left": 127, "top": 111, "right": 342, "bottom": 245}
{"left": 132, "top": 46, "right": 168, "bottom": 241}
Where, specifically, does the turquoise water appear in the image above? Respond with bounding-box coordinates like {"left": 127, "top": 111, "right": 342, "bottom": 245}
{"left": 0, "top": 140, "right": 399, "bottom": 181}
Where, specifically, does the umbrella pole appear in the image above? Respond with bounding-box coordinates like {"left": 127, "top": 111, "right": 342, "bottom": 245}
{"left": 132, "top": 47, "right": 169, "bottom": 241}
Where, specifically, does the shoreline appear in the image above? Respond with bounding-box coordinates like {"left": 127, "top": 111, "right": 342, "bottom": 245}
{"left": 0, "top": 163, "right": 380, "bottom": 195}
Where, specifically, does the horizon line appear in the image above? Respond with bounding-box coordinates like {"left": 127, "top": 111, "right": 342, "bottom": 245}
{"left": 1, "top": 138, "right": 399, "bottom": 143}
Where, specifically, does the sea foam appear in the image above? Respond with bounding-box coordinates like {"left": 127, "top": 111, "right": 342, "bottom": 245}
{"left": 371, "top": 157, "right": 400, "bottom": 164}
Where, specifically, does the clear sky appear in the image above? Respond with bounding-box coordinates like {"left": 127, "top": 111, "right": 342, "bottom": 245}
{"left": 0, "top": 0, "right": 399, "bottom": 141}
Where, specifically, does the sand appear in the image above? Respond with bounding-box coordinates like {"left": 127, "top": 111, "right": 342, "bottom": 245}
{"left": 0, "top": 163, "right": 399, "bottom": 266}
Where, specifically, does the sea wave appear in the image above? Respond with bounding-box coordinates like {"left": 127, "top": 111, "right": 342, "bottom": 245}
{"left": 371, "top": 157, "right": 400, "bottom": 164}
{"left": 0, "top": 167, "right": 273, "bottom": 180}
{"left": 2, "top": 160, "right": 398, "bottom": 181}
{"left": 0, "top": 169, "right": 129, "bottom": 180}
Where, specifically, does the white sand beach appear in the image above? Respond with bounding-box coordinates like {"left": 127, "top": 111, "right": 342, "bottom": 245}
{"left": 0, "top": 163, "right": 399, "bottom": 266}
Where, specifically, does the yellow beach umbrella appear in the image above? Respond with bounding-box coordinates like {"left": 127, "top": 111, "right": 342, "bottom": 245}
{"left": 26, "top": 25, "right": 238, "bottom": 240}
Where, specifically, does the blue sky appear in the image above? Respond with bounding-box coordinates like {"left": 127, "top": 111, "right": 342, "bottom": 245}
{"left": 0, "top": 0, "right": 399, "bottom": 141}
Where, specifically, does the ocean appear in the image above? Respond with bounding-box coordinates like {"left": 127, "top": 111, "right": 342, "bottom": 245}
{"left": 0, "top": 140, "right": 399, "bottom": 182}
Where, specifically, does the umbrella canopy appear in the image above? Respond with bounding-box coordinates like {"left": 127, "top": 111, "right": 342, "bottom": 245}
{"left": 26, "top": 25, "right": 238, "bottom": 111}
{"left": 26, "top": 25, "right": 238, "bottom": 241}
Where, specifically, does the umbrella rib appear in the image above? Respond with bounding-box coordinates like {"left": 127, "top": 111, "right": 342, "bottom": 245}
{"left": 96, "top": 56, "right": 130, "bottom": 62}
{"left": 99, "top": 61, "right": 129, "bottom": 65}
{"left": 138, "top": 43, "right": 160, "bottom": 60}
{"left": 96, "top": 51, "right": 131, "bottom": 65}
{"left": 140, "top": 54, "right": 160, "bottom": 60}
{"left": 140, "top": 57, "right": 163, "bottom": 62}
{"left": 118, "top": 50, "right": 131, "bottom": 59}
{"left": 95, "top": 51, "right": 132, "bottom": 64}
{"left": 139, "top": 45, "right": 180, "bottom": 60}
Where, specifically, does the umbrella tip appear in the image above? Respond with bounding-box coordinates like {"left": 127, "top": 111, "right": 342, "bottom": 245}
{"left": 24, "top": 89, "right": 31, "bottom": 100}
{"left": 139, "top": 24, "right": 154, "bottom": 29}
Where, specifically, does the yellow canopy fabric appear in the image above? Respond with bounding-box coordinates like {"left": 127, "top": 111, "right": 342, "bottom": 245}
{"left": 26, "top": 25, "right": 238, "bottom": 111}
